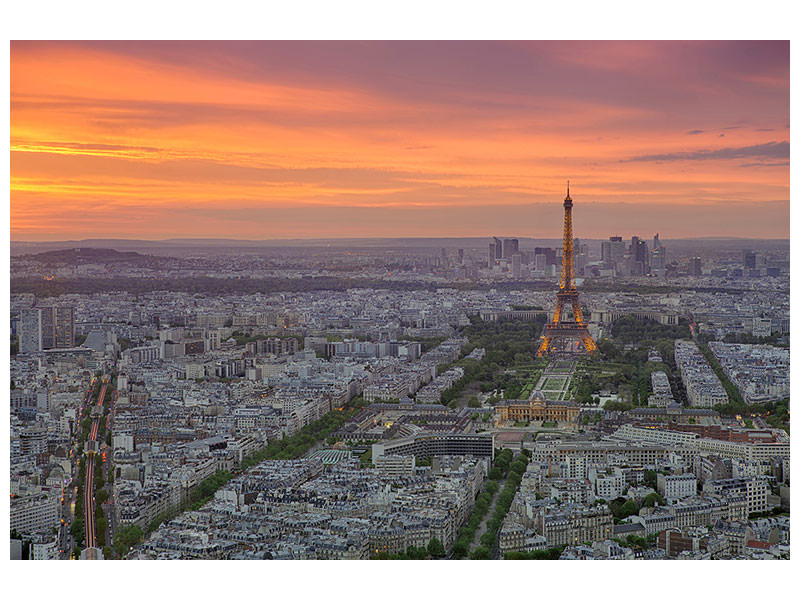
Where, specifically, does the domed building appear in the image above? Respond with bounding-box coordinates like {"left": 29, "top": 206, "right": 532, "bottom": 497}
{"left": 494, "top": 390, "right": 580, "bottom": 426}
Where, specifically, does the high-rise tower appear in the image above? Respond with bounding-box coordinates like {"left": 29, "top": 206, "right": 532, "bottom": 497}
{"left": 537, "top": 184, "right": 597, "bottom": 356}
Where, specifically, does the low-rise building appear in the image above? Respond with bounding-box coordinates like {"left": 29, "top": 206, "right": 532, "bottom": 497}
{"left": 657, "top": 473, "right": 697, "bottom": 500}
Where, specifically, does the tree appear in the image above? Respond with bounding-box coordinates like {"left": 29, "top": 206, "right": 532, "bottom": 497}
{"left": 644, "top": 470, "right": 657, "bottom": 490}
{"left": 470, "top": 547, "right": 491, "bottom": 560}
{"left": 642, "top": 492, "right": 665, "bottom": 508}
{"left": 504, "top": 547, "right": 564, "bottom": 560}
{"left": 452, "top": 540, "right": 469, "bottom": 559}
{"left": 114, "top": 524, "right": 143, "bottom": 556}
{"left": 620, "top": 499, "right": 639, "bottom": 519}
{"left": 70, "top": 518, "right": 84, "bottom": 543}
{"left": 510, "top": 461, "right": 526, "bottom": 476}
{"left": 96, "top": 517, "right": 108, "bottom": 546}
{"left": 426, "top": 538, "right": 445, "bottom": 558}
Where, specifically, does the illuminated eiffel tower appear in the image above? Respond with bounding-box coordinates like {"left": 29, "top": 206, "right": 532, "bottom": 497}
{"left": 537, "top": 183, "right": 597, "bottom": 356}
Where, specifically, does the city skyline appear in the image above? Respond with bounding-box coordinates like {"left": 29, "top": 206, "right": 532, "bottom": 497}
{"left": 11, "top": 40, "right": 789, "bottom": 241}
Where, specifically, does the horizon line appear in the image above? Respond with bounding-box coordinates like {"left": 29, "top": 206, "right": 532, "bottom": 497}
{"left": 10, "top": 235, "right": 790, "bottom": 244}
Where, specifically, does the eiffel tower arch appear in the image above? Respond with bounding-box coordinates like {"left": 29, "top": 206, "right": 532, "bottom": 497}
{"left": 537, "top": 184, "right": 597, "bottom": 357}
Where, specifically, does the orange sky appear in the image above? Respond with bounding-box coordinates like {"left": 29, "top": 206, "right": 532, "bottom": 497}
{"left": 10, "top": 41, "right": 789, "bottom": 240}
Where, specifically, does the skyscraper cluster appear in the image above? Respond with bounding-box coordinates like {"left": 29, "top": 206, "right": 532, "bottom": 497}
{"left": 487, "top": 236, "right": 591, "bottom": 280}
{"left": 488, "top": 237, "right": 519, "bottom": 267}
{"left": 600, "top": 234, "right": 667, "bottom": 277}
{"left": 488, "top": 237, "right": 523, "bottom": 278}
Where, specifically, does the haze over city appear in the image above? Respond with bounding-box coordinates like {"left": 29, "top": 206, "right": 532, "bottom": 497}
{"left": 11, "top": 40, "right": 789, "bottom": 241}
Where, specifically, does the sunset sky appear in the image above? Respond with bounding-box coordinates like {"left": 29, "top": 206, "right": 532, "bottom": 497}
{"left": 10, "top": 40, "right": 789, "bottom": 241}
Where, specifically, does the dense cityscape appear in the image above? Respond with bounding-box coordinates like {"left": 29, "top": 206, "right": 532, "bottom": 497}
{"left": 9, "top": 214, "right": 790, "bottom": 560}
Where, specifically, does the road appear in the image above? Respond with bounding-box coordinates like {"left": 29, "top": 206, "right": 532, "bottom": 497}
{"left": 60, "top": 382, "right": 93, "bottom": 559}
{"left": 468, "top": 471, "right": 512, "bottom": 558}
{"left": 83, "top": 377, "right": 108, "bottom": 557}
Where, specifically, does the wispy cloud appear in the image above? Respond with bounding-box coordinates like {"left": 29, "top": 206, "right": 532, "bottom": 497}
{"left": 623, "top": 141, "right": 789, "bottom": 163}
{"left": 10, "top": 41, "right": 790, "bottom": 240}
{"left": 738, "top": 161, "right": 790, "bottom": 168}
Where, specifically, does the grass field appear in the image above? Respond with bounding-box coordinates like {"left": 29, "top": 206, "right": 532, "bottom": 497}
{"left": 516, "top": 370, "right": 544, "bottom": 399}
{"left": 542, "top": 378, "right": 565, "bottom": 391}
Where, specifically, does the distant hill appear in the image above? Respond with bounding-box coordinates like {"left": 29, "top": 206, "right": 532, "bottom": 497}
{"left": 21, "top": 247, "right": 167, "bottom": 265}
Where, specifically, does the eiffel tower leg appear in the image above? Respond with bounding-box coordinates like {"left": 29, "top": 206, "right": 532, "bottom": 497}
{"left": 537, "top": 336, "right": 550, "bottom": 357}
{"left": 571, "top": 299, "right": 585, "bottom": 324}
{"left": 553, "top": 299, "right": 564, "bottom": 324}
{"left": 582, "top": 332, "right": 598, "bottom": 353}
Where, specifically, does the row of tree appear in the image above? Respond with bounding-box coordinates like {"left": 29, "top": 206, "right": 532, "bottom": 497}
{"left": 471, "top": 451, "right": 531, "bottom": 559}
{"left": 504, "top": 546, "right": 565, "bottom": 560}
{"left": 187, "top": 470, "right": 235, "bottom": 511}
{"left": 451, "top": 481, "right": 499, "bottom": 559}
{"left": 11, "top": 275, "right": 432, "bottom": 298}
{"left": 696, "top": 343, "right": 743, "bottom": 404}
{"left": 451, "top": 449, "right": 514, "bottom": 558}
{"left": 113, "top": 399, "right": 368, "bottom": 557}
{"left": 372, "top": 538, "right": 446, "bottom": 560}
{"left": 610, "top": 315, "right": 691, "bottom": 344}
{"left": 699, "top": 344, "right": 790, "bottom": 429}
{"left": 242, "top": 397, "right": 367, "bottom": 468}
{"left": 722, "top": 331, "right": 786, "bottom": 346}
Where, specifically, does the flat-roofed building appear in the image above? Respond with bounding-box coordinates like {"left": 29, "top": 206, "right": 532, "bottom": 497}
{"left": 657, "top": 473, "right": 697, "bottom": 500}
{"left": 703, "top": 477, "right": 769, "bottom": 516}
{"left": 372, "top": 433, "right": 494, "bottom": 464}
{"left": 10, "top": 492, "right": 59, "bottom": 534}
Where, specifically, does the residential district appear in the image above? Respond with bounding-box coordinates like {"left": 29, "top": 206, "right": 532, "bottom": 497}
{"left": 9, "top": 236, "right": 789, "bottom": 559}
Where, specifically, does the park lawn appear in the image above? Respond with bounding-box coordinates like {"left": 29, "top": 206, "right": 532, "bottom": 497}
{"left": 542, "top": 378, "right": 564, "bottom": 391}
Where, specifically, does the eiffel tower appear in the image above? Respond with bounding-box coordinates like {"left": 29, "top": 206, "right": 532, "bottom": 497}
{"left": 537, "top": 183, "right": 597, "bottom": 356}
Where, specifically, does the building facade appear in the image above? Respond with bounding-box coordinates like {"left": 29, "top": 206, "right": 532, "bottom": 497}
{"left": 495, "top": 392, "right": 580, "bottom": 425}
